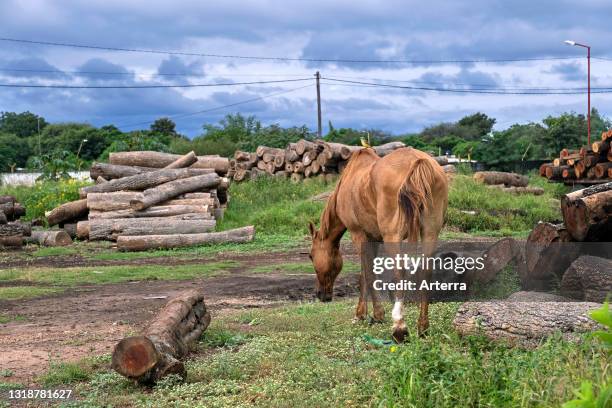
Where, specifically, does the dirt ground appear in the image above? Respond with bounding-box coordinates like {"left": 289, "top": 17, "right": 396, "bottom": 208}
{"left": 0, "top": 249, "right": 360, "bottom": 385}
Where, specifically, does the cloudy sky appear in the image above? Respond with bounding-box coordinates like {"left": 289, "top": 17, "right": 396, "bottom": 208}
{"left": 1, "top": 0, "right": 612, "bottom": 137}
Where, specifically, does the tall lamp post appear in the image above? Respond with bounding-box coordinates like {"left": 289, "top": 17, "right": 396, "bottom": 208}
{"left": 76, "top": 139, "right": 88, "bottom": 171}
{"left": 564, "top": 40, "right": 591, "bottom": 146}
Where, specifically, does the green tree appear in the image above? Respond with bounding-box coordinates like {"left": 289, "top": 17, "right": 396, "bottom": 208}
{"left": 0, "top": 111, "right": 47, "bottom": 138}
{"left": 0, "top": 133, "right": 31, "bottom": 171}
{"left": 150, "top": 117, "right": 177, "bottom": 137}
{"left": 542, "top": 113, "right": 587, "bottom": 157}
{"left": 457, "top": 112, "right": 496, "bottom": 138}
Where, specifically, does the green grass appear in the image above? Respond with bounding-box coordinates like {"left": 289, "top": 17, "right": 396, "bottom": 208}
{"left": 0, "top": 260, "right": 240, "bottom": 286}
{"left": 0, "top": 286, "right": 63, "bottom": 300}
{"left": 0, "top": 314, "right": 26, "bottom": 324}
{"left": 249, "top": 260, "right": 360, "bottom": 275}
{"left": 446, "top": 173, "right": 567, "bottom": 235}
{"left": 31, "top": 246, "right": 82, "bottom": 257}
{"left": 218, "top": 176, "right": 330, "bottom": 237}
{"left": 40, "top": 299, "right": 609, "bottom": 407}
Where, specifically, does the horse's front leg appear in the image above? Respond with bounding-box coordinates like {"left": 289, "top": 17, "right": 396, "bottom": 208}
{"left": 351, "top": 231, "right": 369, "bottom": 322}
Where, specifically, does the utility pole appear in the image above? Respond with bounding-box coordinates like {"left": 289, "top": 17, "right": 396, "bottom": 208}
{"left": 37, "top": 117, "right": 41, "bottom": 158}
{"left": 315, "top": 71, "right": 322, "bottom": 138}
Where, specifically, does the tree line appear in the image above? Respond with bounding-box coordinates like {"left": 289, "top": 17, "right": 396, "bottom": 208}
{"left": 0, "top": 109, "right": 609, "bottom": 174}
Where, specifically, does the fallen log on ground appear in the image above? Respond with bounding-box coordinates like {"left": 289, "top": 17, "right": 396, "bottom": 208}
{"left": 0, "top": 212, "right": 6, "bottom": 224}
{"left": 0, "top": 222, "right": 31, "bottom": 247}
{"left": 26, "top": 230, "right": 72, "bottom": 246}
{"left": 473, "top": 171, "right": 529, "bottom": 187}
{"left": 0, "top": 202, "right": 26, "bottom": 220}
{"left": 506, "top": 291, "right": 572, "bottom": 302}
{"left": 163, "top": 151, "right": 197, "bottom": 169}
{"left": 453, "top": 300, "right": 603, "bottom": 347}
{"left": 88, "top": 218, "right": 216, "bottom": 241}
{"left": 89, "top": 162, "right": 159, "bottom": 180}
{"left": 111, "top": 289, "right": 211, "bottom": 384}
{"left": 561, "top": 182, "right": 612, "bottom": 241}
{"left": 45, "top": 199, "right": 88, "bottom": 226}
{"left": 117, "top": 225, "right": 255, "bottom": 251}
{"left": 560, "top": 255, "right": 612, "bottom": 303}
{"left": 373, "top": 141, "right": 406, "bottom": 157}
{"left": 467, "top": 238, "right": 525, "bottom": 285}
{"left": 80, "top": 168, "right": 212, "bottom": 197}
{"left": 131, "top": 174, "right": 220, "bottom": 211}
{"left": 62, "top": 223, "right": 77, "bottom": 239}
{"left": 88, "top": 205, "right": 211, "bottom": 219}
{"left": 76, "top": 221, "right": 89, "bottom": 240}
{"left": 488, "top": 185, "right": 545, "bottom": 195}
{"left": 523, "top": 222, "right": 579, "bottom": 290}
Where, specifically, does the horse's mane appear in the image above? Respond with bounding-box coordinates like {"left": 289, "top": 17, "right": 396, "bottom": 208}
{"left": 319, "top": 148, "right": 377, "bottom": 238}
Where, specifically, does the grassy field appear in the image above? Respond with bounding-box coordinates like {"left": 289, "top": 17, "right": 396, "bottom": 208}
{"left": 21, "top": 299, "right": 609, "bottom": 408}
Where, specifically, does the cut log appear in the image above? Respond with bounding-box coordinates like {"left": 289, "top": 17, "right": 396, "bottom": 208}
{"left": 523, "top": 222, "right": 579, "bottom": 290}
{"left": 464, "top": 238, "right": 525, "bottom": 285}
{"left": 0, "top": 196, "right": 15, "bottom": 205}
{"left": 108, "top": 151, "right": 228, "bottom": 174}
{"left": 87, "top": 192, "right": 144, "bottom": 212}
{"left": 112, "top": 289, "right": 211, "bottom": 384}
{"left": 27, "top": 230, "right": 72, "bottom": 247}
{"left": 488, "top": 185, "right": 544, "bottom": 195}
{"left": 81, "top": 168, "right": 215, "bottom": 198}
{"left": 592, "top": 139, "right": 610, "bottom": 154}
{"left": 161, "top": 198, "right": 214, "bottom": 208}
{"left": 561, "top": 182, "right": 612, "bottom": 241}
{"left": 163, "top": 151, "right": 197, "bottom": 169}
{"left": 433, "top": 156, "right": 449, "bottom": 166}
{"left": 88, "top": 205, "right": 211, "bottom": 220}
{"left": 560, "top": 255, "right": 612, "bottom": 303}
{"left": 594, "top": 162, "right": 612, "bottom": 179}
{"left": 234, "top": 150, "right": 251, "bottom": 161}
{"left": 292, "top": 161, "right": 305, "bottom": 174}
{"left": 304, "top": 165, "right": 313, "bottom": 178}
{"left": 131, "top": 174, "right": 220, "bottom": 211}
{"left": 473, "top": 171, "right": 529, "bottom": 187}
{"left": 76, "top": 221, "right": 90, "bottom": 240}
{"left": 273, "top": 154, "right": 285, "bottom": 169}
{"left": 0, "top": 202, "right": 25, "bottom": 220}
{"left": 453, "top": 300, "right": 603, "bottom": 347}
{"left": 302, "top": 150, "right": 318, "bottom": 167}
{"left": 0, "top": 211, "right": 6, "bottom": 224}
{"left": 45, "top": 199, "right": 88, "bottom": 226}
{"left": 284, "top": 162, "right": 294, "bottom": 173}
{"left": 574, "top": 161, "right": 586, "bottom": 178}
{"left": 117, "top": 226, "right": 255, "bottom": 251}
{"left": 602, "top": 130, "right": 612, "bottom": 141}
{"left": 62, "top": 223, "right": 77, "bottom": 239}
{"left": 0, "top": 223, "right": 26, "bottom": 247}
{"left": 546, "top": 165, "right": 566, "bottom": 180}
{"left": 88, "top": 218, "right": 216, "bottom": 241}
{"left": 90, "top": 162, "right": 159, "bottom": 180}
{"left": 583, "top": 154, "right": 601, "bottom": 168}
{"left": 250, "top": 168, "right": 265, "bottom": 180}
{"left": 0, "top": 235, "right": 22, "bottom": 247}
{"left": 285, "top": 147, "right": 300, "bottom": 163}
{"left": 255, "top": 146, "right": 283, "bottom": 158}
{"left": 562, "top": 166, "right": 575, "bottom": 179}
{"left": 506, "top": 291, "right": 572, "bottom": 302}
{"left": 295, "top": 139, "right": 318, "bottom": 155}
{"left": 233, "top": 168, "right": 250, "bottom": 182}
{"left": 265, "top": 162, "right": 275, "bottom": 175}
{"left": 96, "top": 176, "right": 108, "bottom": 184}
{"left": 373, "top": 141, "right": 406, "bottom": 157}
{"left": 262, "top": 152, "right": 277, "bottom": 163}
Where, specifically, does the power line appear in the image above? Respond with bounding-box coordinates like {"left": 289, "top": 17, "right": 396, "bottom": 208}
{"left": 118, "top": 83, "right": 314, "bottom": 128}
{"left": 0, "top": 37, "right": 586, "bottom": 64}
{"left": 321, "top": 77, "right": 612, "bottom": 94}
{"left": 0, "top": 67, "right": 309, "bottom": 78}
{"left": 0, "top": 77, "right": 312, "bottom": 89}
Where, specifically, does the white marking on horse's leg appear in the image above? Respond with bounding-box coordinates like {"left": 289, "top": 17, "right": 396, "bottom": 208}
{"left": 392, "top": 300, "right": 406, "bottom": 329}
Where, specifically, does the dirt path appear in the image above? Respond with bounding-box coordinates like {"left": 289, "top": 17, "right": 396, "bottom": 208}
{"left": 0, "top": 252, "right": 359, "bottom": 385}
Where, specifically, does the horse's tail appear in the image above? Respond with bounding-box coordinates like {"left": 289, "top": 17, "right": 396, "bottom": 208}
{"left": 397, "top": 158, "right": 439, "bottom": 241}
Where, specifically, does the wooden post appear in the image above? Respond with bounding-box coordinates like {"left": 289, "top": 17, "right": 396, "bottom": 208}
{"left": 315, "top": 71, "right": 322, "bottom": 138}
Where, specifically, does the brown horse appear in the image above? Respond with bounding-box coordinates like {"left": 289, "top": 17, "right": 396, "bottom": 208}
{"left": 308, "top": 147, "right": 448, "bottom": 341}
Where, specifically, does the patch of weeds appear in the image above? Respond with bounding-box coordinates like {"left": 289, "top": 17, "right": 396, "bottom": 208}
{"left": 201, "top": 327, "right": 251, "bottom": 348}
{"left": 0, "top": 370, "right": 13, "bottom": 378}
{"left": 0, "top": 382, "right": 24, "bottom": 391}
{"left": 0, "top": 315, "right": 26, "bottom": 324}
{"left": 0, "top": 286, "right": 63, "bottom": 300}
{"left": 471, "top": 265, "right": 522, "bottom": 300}
{"left": 31, "top": 246, "right": 81, "bottom": 257}
{"left": 39, "top": 362, "right": 92, "bottom": 386}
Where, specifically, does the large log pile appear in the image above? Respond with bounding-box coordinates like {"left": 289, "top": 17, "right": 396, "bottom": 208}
{"left": 42, "top": 151, "right": 253, "bottom": 250}
{"left": 228, "top": 140, "right": 435, "bottom": 182}
{"left": 540, "top": 130, "right": 612, "bottom": 184}
{"left": 0, "top": 195, "right": 30, "bottom": 248}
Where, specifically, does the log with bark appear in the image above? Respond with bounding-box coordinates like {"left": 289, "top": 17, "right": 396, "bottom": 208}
{"left": 434, "top": 156, "right": 449, "bottom": 166}
{"left": 560, "top": 255, "right": 612, "bottom": 303}
{"left": 546, "top": 165, "right": 566, "bottom": 180}
{"left": 87, "top": 192, "right": 144, "bottom": 212}
{"left": 473, "top": 171, "right": 529, "bottom": 187}
{"left": 90, "top": 162, "right": 159, "bottom": 180}
{"left": 62, "top": 223, "right": 77, "bottom": 239}
{"left": 234, "top": 150, "right": 252, "bottom": 161}
{"left": 117, "top": 225, "right": 255, "bottom": 251}
{"left": 0, "top": 211, "right": 6, "bottom": 225}
{"left": 373, "top": 141, "right": 406, "bottom": 157}
{"left": 233, "top": 168, "right": 250, "bottom": 182}
{"left": 453, "top": 300, "right": 603, "bottom": 346}
{"left": 130, "top": 174, "right": 220, "bottom": 211}
{"left": 523, "top": 222, "right": 580, "bottom": 290}
{"left": 76, "top": 221, "right": 90, "bottom": 240}
{"left": 26, "top": 230, "right": 73, "bottom": 247}
{"left": 112, "top": 289, "right": 211, "bottom": 384}
{"left": 88, "top": 218, "right": 216, "bottom": 241}
{"left": 594, "top": 162, "right": 612, "bottom": 178}
{"left": 163, "top": 151, "right": 197, "bottom": 169}
{"left": 295, "top": 139, "right": 318, "bottom": 155}
{"left": 0, "top": 202, "right": 26, "bottom": 220}
{"left": 592, "top": 139, "right": 610, "bottom": 154}
{"left": 561, "top": 182, "right": 612, "bottom": 241}
{"left": 45, "top": 199, "right": 88, "bottom": 226}
{"left": 0, "top": 196, "right": 15, "bottom": 205}
{"left": 488, "top": 185, "right": 544, "bottom": 195}
{"left": 80, "top": 168, "right": 212, "bottom": 197}
{"left": 0, "top": 223, "right": 27, "bottom": 247}
{"left": 285, "top": 146, "right": 300, "bottom": 163}
{"left": 109, "top": 151, "right": 229, "bottom": 174}
{"left": 88, "top": 205, "right": 212, "bottom": 220}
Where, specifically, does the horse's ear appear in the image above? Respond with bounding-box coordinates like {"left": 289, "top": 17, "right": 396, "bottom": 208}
{"left": 308, "top": 222, "right": 316, "bottom": 238}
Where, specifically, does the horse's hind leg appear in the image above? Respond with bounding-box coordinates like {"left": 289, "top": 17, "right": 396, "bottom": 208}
{"left": 416, "top": 217, "right": 442, "bottom": 336}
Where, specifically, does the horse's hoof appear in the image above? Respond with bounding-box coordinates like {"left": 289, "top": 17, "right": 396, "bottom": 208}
{"left": 392, "top": 327, "right": 408, "bottom": 343}
{"left": 368, "top": 316, "right": 385, "bottom": 325}
{"left": 352, "top": 316, "right": 366, "bottom": 324}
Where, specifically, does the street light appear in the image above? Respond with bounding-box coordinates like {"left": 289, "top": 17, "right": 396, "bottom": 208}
{"left": 564, "top": 39, "right": 591, "bottom": 145}
{"left": 76, "top": 139, "right": 88, "bottom": 171}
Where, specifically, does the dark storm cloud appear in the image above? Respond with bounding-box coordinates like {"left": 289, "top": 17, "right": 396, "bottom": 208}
{"left": 417, "top": 68, "right": 500, "bottom": 89}
{"left": 1, "top": 57, "right": 68, "bottom": 79}
{"left": 547, "top": 62, "right": 586, "bottom": 82}
{"left": 157, "top": 56, "right": 204, "bottom": 77}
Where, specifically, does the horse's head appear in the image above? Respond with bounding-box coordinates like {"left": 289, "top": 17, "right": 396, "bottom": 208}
{"left": 308, "top": 222, "right": 343, "bottom": 302}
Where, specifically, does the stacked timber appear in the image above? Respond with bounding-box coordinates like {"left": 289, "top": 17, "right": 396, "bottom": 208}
{"left": 540, "top": 130, "right": 612, "bottom": 184}
{"left": 44, "top": 151, "right": 254, "bottom": 250}
{"left": 229, "top": 140, "right": 426, "bottom": 182}
{"left": 0, "top": 195, "right": 30, "bottom": 248}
